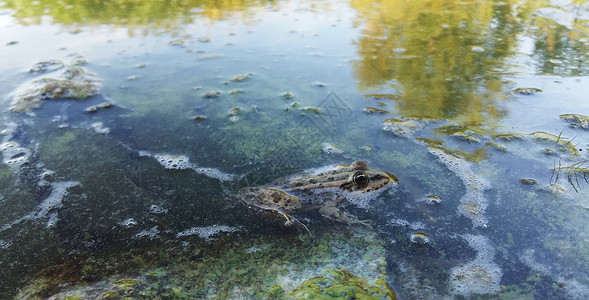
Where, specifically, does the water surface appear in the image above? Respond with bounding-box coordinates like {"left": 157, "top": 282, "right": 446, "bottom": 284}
{"left": 1, "top": 0, "right": 589, "bottom": 299}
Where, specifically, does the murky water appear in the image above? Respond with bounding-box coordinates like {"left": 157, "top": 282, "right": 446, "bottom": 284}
{"left": 1, "top": 0, "right": 589, "bottom": 299}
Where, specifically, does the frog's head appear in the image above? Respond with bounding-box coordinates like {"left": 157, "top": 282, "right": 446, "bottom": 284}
{"left": 341, "top": 160, "right": 398, "bottom": 193}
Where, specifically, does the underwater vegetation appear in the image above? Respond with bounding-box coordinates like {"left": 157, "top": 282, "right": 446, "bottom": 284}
{"left": 291, "top": 268, "right": 398, "bottom": 299}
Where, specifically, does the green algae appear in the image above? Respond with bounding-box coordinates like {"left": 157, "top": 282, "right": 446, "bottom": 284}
{"left": 519, "top": 179, "right": 537, "bottom": 185}
{"left": 291, "top": 268, "right": 397, "bottom": 300}
{"left": 86, "top": 102, "right": 113, "bottom": 113}
{"left": 300, "top": 106, "right": 322, "bottom": 114}
{"left": 23, "top": 226, "right": 389, "bottom": 300}
{"left": 281, "top": 92, "right": 294, "bottom": 99}
{"left": 203, "top": 90, "right": 221, "bottom": 98}
{"left": 415, "top": 138, "right": 444, "bottom": 147}
{"left": 100, "top": 291, "right": 119, "bottom": 299}
{"left": 362, "top": 94, "right": 399, "bottom": 100}
{"left": 230, "top": 73, "right": 253, "bottom": 82}
{"left": 485, "top": 142, "right": 508, "bottom": 151}
{"left": 560, "top": 113, "right": 589, "bottom": 129}
{"left": 513, "top": 87, "right": 542, "bottom": 95}
{"left": 452, "top": 131, "right": 480, "bottom": 143}
{"left": 113, "top": 279, "right": 141, "bottom": 287}
{"left": 11, "top": 66, "right": 102, "bottom": 112}
{"left": 363, "top": 107, "right": 389, "bottom": 114}
{"left": 492, "top": 132, "right": 525, "bottom": 141}
{"left": 552, "top": 160, "right": 589, "bottom": 192}
{"left": 529, "top": 131, "right": 580, "bottom": 156}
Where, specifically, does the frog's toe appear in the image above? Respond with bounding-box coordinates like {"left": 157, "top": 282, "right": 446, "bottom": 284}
{"left": 355, "top": 219, "right": 373, "bottom": 228}
{"left": 276, "top": 211, "right": 296, "bottom": 226}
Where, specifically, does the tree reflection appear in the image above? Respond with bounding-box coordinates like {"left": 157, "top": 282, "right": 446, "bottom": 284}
{"left": 350, "top": 0, "right": 520, "bottom": 126}
{"left": 1, "top": 0, "right": 277, "bottom": 33}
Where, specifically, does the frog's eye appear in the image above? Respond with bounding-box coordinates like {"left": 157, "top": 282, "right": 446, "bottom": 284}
{"left": 352, "top": 171, "right": 369, "bottom": 188}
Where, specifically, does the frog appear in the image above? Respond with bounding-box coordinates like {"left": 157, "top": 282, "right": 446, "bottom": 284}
{"left": 238, "top": 160, "right": 398, "bottom": 231}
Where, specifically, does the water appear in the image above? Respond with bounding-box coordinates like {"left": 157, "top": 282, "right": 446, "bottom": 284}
{"left": 1, "top": 0, "right": 589, "bottom": 299}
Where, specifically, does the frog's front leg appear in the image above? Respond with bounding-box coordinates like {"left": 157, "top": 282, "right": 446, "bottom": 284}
{"left": 319, "top": 198, "right": 372, "bottom": 227}
{"left": 239, "top": 187, "right": 303, "bottom": 227}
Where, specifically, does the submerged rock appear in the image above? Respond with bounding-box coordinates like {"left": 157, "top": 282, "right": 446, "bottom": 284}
{"left": 10, "top": 65, "right": 102, "bottom": 112}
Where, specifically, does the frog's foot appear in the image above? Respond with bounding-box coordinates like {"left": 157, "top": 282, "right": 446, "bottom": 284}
{"left": 277, "top": 210, "right": 297, "bottom": 227}
{"left": 277, "top": 211, "right": 312, "bottom": 236}
{"left": 351, "top": 218, "right": 373, "bottom": 228}
{"left": 319, "top": 204, "right": 372, "bottom": 227}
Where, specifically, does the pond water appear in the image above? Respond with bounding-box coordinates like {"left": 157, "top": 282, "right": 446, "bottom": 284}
{"left": 1, "top": 0, "right": 589, "bottom": 299}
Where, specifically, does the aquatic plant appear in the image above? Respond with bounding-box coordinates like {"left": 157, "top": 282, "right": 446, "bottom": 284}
{"left": 363, "top": 107, "right": 389, "bottom": 114}
{"left": 230, "top": 73, "right": 253, "bottom": 82}
{"left": 10, "top": 66, "right": 102, "bottom": 112}
{"left": 290, "top": 268, "right": 397, "bottom": 299}
{"left": 560, "top": 114, "right": 589, "bottom": 129}
{"left": 552, "top": 160, "right": 589, "bottom": 192}
{"left": 529, "top": 131, "right": 580, "bottom": 156}
{"left": 513, "top": 87, "right": 542, "bottom": 95}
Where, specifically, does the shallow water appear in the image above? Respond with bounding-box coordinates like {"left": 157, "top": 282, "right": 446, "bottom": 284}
{"left": 1, "top": 0, "right": 589, "bottom": 299}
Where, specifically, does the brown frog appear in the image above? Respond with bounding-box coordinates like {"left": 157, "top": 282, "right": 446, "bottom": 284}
{"left": 238, "top": 160, "right": 397, "bottom": 231}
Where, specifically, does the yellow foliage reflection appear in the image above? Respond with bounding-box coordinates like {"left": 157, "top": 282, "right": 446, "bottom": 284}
{"left": 2, "top": 0, "right": 277, "bottom": 33}
{"left": 350, "top": 0, "right": 520, "bottom": 125}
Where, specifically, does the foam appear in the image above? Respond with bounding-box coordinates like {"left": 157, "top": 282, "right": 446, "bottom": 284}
{"left": 448, "top": 234, "right": 502, "bottom": 297}
{"left": 0, "top": 181, "right": 80, "bottom": 233}
{"left": 321, "top": 143, "right": 343, "bottom": 155}
{"left": 387, "top": 216, "right": 426, "bottom": 230}
{"left": 134, "top": 226, "right": 160, "bottom": 239}
{"left": 0, "top": 141, "right": 32, "bottom": 171}
{"left": 149, "top": 204, "right": 168, "bottom": 214}
{"left": 0, "top": 239, "right": 11, "bottom": 249}
{"left": 193, "top": 167, "right": 238, "bottom": 181}
{"left": 153, "top": 154, "right": 193, "bottom": 170}
{"left": 91, "top": 122, "right": 110, "bottom": 134}
{"left": 429, "top": 148, "right": 491, "bottom": 227}
{"left": 520, "top": 249, "right": 589, "bottom": 299}
{"left": 141, "top": 151, "right": 238, "bottom": 181}
{"left": 120, "top": 218, "right": 138, "bottom": 228}
{"left": 176, "top": 225, "right": 240, "bottom": 241}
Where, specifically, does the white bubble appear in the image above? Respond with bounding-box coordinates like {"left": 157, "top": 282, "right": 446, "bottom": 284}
{"left": 448, "top": 234, "right": 502, "bottom": 297}
{"left": 429, "top": 148, "right": 490, "bottom": 227}
{"left": 0, "top": 141, "right": 31, "bottom": 171}
{"left": 120, "top": 218, "right": 138, "bottom": 228}
{"left": 141, "top": 151, "right": 239, "bottom": 180}
{"left": 176, "top": 225, "right": 240, "bottom": 241}
{"left": 0, "top": 181, "right": 80, "bottom": 234}
{"left": 153, "top": 154, "right": 193, "bottom": 170}
{"left": 321, "top": 143, "right": 343, "bottom": 155}
{"left": 134, "top": 226, "right": 160, "bottom": 239}
{"left": 149, "top": 204, "right": 168, "bottom": 214}
{"left": 91, "top": 122, "right": 110, "bottom": 134}
{"left": 520, "top": 248, "right": 589, "bottom": 299}
{"left": 0, "top": 239, "right": 12, "bottom": 249}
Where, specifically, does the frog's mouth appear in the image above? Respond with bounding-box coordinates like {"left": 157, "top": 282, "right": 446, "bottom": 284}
{"left": 384, "top": 171, "right": 399, "bottom": 184}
